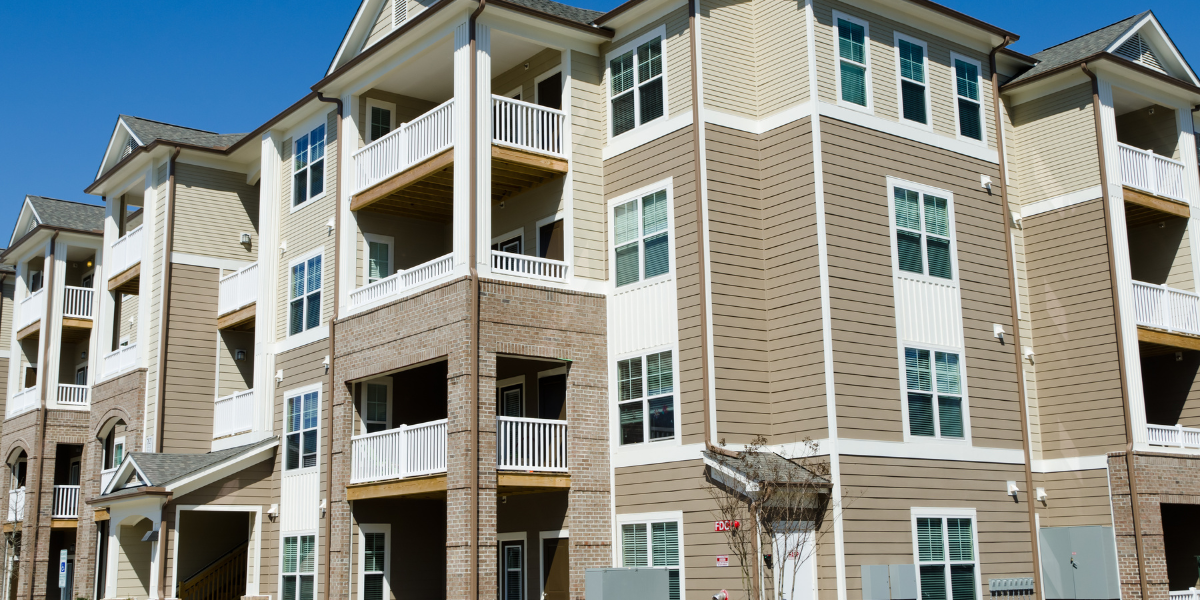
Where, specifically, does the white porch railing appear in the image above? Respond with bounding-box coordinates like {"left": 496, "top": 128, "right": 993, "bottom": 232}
{"left": 1147, "top": 424, "right": 1200, "bottom": 449}
{"left": 218, "top": 262, "right": 259, "bottom": 316}
{"left": 100, "top": 468, "right": 116, "bottom": 493}
{"left": 57, "top": 384, "right": 89, "bottom": 406}
{"left": 350, "top": 419, "right": 447, "bottom": 484}
{"left": 1118, "top": 142, "right": 1188, "bottom": 202}
{"left": 102, "top": 344, "right": 139, "bottom": 379}
{"left": 491, "top": 251, "right": 568, "bottom": 282}
{"left": 108, "top": 225, "right": 144, "bottom": 279}
{"left": 7, "top": 387, "right": 38, "bottom": 419}
{"left": 349, "top": 253, "right": 455, "bottom": 309}
{"left": 353, "top": 99, "right": 455, "bottom": 194}
{"left": 214, "top": 389, "right": 254, "bottom": 439}
{"left": 51, "top": 485, "right": 79, "bottom": 518}
{"left": 62, "top": 286, "right": 94, "bottom": 319}
{"left": 1131, "top": 281, "right": 1200, "bottom": 336}
{"left": 6, "top": 489, "right": 24, "bottom": 522}
{"left": 1169, "top": 589, "right": 1199, "bottom": 600}
{"left": 15, "top": 288, "right": 45, "bottom": 331}
{"left": 491, "top": 95, "right": 566, "bottom": 158}
{"left": 496, "top": 416, "right": 567, "bottom": 472}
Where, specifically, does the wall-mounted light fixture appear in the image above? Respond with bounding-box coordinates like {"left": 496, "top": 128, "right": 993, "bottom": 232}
{"left": 235, "top": 349, "right": 247, "bottom": 361}
{"left": 1035, "top": 487, "right": 1048, "bottom": 502}
{"left": 240, "top": 233, "right": 251, "bottom": 245}
{"left": 1006, "top": 481, "right": 1019, "bottom": 496}
{"left": 993, "top": 324, "right": 1006, "bottom": 342}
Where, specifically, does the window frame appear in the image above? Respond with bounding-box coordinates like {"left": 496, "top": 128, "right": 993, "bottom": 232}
{"left": 832, "top": 11, "right": 873, "bottom": 114}
{"left": 291, "top": 122, "right": 328, "bottom": 211}
{"left": 365, "top": 98, "right": 397, "bottom": 143}
{"left": 281, "top": 532, "right": 318, "bottom": 600}
{"left": 617, "top": 511, "right": 685, "bottom": 600}
{"left": 361, "top": 379, "right": 392, "bottom": 435}
{"left": 608, "top": 181, "right": 675, "bottom": 292}
{"left": 358, "top": 524, "right": 391, "bottom": 600}
{"left": 909, "top": 508, "right": 983, "bottom": 600}
{"left": 893, "top": 32, "right": 932, "bottom": 130}
{"left": 886, "top": 178, "right": 960, "bottom": 286}
{"left": 538, "top": 530, "right": 570, "bottom": 600}
{"left": 284, "top": 384, "right": 322, "bottom": 472}
{"left": 614, "top": 345, "right": 680, "bottom": 446}
{"left": 497, "top": 376, "right": 525, "bottom": 418}
{"left": 534, "top": 67, "right": 564, "bottom": 109}
{"left": 362, "top": 233, "right": 395, "bottom": 285}
{"left": 491, "top": 228, "right": 525, "bottom": 256}
{"left": 288, "top": 248, "right": 324, "bottom": 337}
{"left": 605, "top": 26, "right": 669, "bottom": 142}
{"left": 535, "top": 212, "right": 565, "bottom": 261}
{"left": 949, "top": 52, "right": 987, "bottom": 145}
{"left": 498, "top": 532, "right": 527, "bottom": 600}
{"left": 899, "top": 343, "right": 972, "bottom": 444}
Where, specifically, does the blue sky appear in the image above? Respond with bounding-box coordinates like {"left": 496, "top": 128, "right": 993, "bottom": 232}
{"left": 0, "top": 0, "right": 1195, "bottom": 223}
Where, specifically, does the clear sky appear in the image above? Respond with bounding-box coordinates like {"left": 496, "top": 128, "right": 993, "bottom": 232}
{"left": 0, "top": 0, "right": 1195, "bottom": 227}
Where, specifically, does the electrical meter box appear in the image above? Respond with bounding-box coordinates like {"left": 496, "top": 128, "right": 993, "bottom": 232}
{"left": 585, "top": 568, "right": 671, "bottom": 600}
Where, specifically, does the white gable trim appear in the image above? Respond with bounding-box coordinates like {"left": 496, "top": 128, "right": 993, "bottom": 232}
{"left": 10, "top": 198, "right": 41, "bottom": 246}
{"left": 168, "top": 439, "right": 279, "bottom": 498}
{"left": 95, "top": 118, "right": 145, "bottom": 181}
{"left": 101, "top": 454, "right": 152, "bottom": 495}
{"left": 329, "top": 0, "right": 388, "bottom": 76}
{"left": 1105, "top": 14, "right": 1199, "bottom": 86}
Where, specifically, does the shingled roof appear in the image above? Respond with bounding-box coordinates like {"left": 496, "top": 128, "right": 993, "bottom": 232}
{"left": 122, "top": 115, "right": 248, "bottom": 151}
{"left": 100, "top": 437, "right": 278, "bottom": 499}
{"left": 503, "top": 0, "right": 603, "bottom": 26}
{"left": 26, "top": 196, "right": 104, "bottom": 233}
{"left": 1007, "top": 12, "right": 1146, "bottom": 86}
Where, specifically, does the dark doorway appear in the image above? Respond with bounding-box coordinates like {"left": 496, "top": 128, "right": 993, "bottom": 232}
{"left": 537, "top": 73, "right": 562, "bottom": 110}
{"left": 543, "top": 537, "right": 569, "bottom": 600}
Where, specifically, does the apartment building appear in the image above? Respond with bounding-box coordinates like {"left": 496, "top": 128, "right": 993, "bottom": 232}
{"left": 0, "top": 1, "right": 1198, "bottom": 600}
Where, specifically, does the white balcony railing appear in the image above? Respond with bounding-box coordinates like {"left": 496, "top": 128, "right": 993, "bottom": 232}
{"left": 349, "top": 253, "right": 455, "bottom": 310}
{"left": 102, "top": 344, "right": 139, "bottom": 379}
{"left": 51, "top": 485, "right": 79, "bottom": 518}
{"left": 353, "top": 99, "right": 455, "bottom": 194}
{"left": 1118, "top": 142, "right": 1189, "bottom": 203}
{"left": 218, "top": 262, "right": 259, "bottom": 316}
{"left": 100, "top": 468, "right": 116, "bottom": 493}
{"left": 62, "top": 286, "right": 95, "bottom": 319}
{"left": 7, "top": 387, "right": 39, "bottom": 419}
{"left": 108, "top": 225, "right": 144, "bottom": 280}
{"left": 496, "top": 416, "right": 568, "bottom": 472}
{"left": 15, "top": 288, "right": 45, "bottom": 332}
{"left": 1169, "top": 589, "right": 1199, "bottom": 600}
{"left": 491, "top": 251, "right": 568, "bottom": 283}
{"left": 214, "top": 389, "right": 254, "bottom": 439}
{"left": 6, "top": 489, "right": 25, "bottom": 522}
{"left": 57, "top": 384, "right": 89, "bottom": 407}
{"left": 491, "top": 95, "right": 566, "bottom": 158}
{"left": 1131, "top": 281, "right": 1200, "bottom": 336}
{"left": 350, "top": 419, "right": 447, "bottom": 484}
{"left": 1147, "top": 424, "right": 1200, "bottom": 449}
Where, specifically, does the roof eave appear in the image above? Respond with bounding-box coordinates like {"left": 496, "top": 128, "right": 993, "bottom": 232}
{"left": 1002, "top": 52, "right": 1200, "bottom": 98}
{"left": 0, "top": 224, "right": 103, "bottom": 263}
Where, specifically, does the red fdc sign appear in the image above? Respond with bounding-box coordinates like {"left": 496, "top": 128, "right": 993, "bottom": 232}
{"left": 714, "top": 520, "right": 739, "bottom": 532}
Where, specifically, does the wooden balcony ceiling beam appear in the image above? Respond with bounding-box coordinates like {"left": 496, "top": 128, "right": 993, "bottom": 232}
{"left": 50, "top": 519, "right": 78, "bottom": 529}
{"left": 496, "top": 472, "right": 571, "bottom": 495}
{"left": 346, "top": 474, "right": 448, "bottom": 500}
{"left": 1138, "top": 326, "right": 1200, "bottom": 354}
{"left": 491, "top": 146, "right": 568, "bottom": 202}
{"left": 1124, "top": 186, "right": 1190, "bottom": 229}
{"left": 217, "top": 303, "right": 256, "bottom": 331}
{"left": 15, "top": 321, "right": 39, "bottom": 342}
{"left": 60, "top": 319, "right": 92, "bottom": 344}
{"left": 107, "top": 263, "right": 141, "bottom": 294}
{"left": 351, "top": 149, "right": 455, "bottom": 213}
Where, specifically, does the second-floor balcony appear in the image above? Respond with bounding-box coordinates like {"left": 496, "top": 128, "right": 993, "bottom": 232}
{"left": 213, "top": 389, "right": 254, "bottom": 439}
{"left": 102, "top": 343, "right": 139, "bottom": 380}
{"left": 1119, "top": 142, "right": 1190, "bottom": 204}
{"left": 1132, "top": 281, "right": 1200, "bottom": 336}
{"left": 6, "top": 488, "right": 24, "bottom": 522}
{"left": 217, "top": 262, "right": 258, "bottom": 329}
{"left": 57, "top": 384, "right": 89, "bottom": 407}
{"left": 51, "top": 484, "right": 79, "bottom": 519}
{"left": 62, "top": 285, "right": 95, "bottom": 320}
{"left": 7, "top": 386, "right": 38, "bottom": 419}
{"left": 107, "top": 225, "right": 144, "bottom": 292}
{"left": 1148, "top": 423, "right": 1200, "bottom": 450}
{"left": 348, "top": 253, "right": 455, "bottom": 310}
{"left": 15, "top": 288, "right": 44, "bottom": 333}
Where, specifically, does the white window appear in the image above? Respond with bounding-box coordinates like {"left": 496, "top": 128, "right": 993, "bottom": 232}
{"left": 620, "top": 515, "right": 682, "bottom": 600}
{"left": 951, "top": 54, "right": 984, "bottom": 143}
{"left": 282, "top": 534, "right": 317, "bottom": 600}
{"left": 363, "top": 380, "right": 390, "bottom": 434}
{"left": 911, "top": 509, "right": 981, "bottom": 600}
{"left": 889, "top": 182, "right": 956, "bottom": 282}
{"left": 289, "top": 251, "right": 323, "bottom": 336}
{"left": 903, "top": 347, "right": 966, "bottom": 440}
{"left": 293, "top": 124, "right": 327, "bottom": 207}
{"left": 894, "top": 34, "right": 930, "bottom": 127}
{"left": 501, "top": 539, "right": 524, "bottom": 600}
{"left": 285, "top": 389, "right": 319, "bottom": 470}
{"left": 612, "top": 187, "right": 671, "bottom": 288}
{"left": 363, "top": 234, "right": 394, "bottom": 284}
{"left": 366, "top": 99, "right": 396, "bottom": 143}
{"left": 834, "top": 12, "right": 871, "bottom": 111}
{"left": 616, "top": 349, "right": 674, "bottom": 445}
{"left": 607, "top": 28, "right": 666, "bottom": 138}
{"left": 497, "top": 376, "right": 525, "bottom": 418}
{"left": 359, "top": 525, "right": 390, "bottom": 600}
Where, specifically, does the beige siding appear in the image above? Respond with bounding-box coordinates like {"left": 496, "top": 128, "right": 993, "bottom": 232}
{"left": 755, "top": 0, "right": 809, "bottom": 117}
{"left": 1024, "top": 200, "right": 1127, "bottom": 460}
{"left": 1011, "top": 84, "right": 1100, "bottom": 206}
{"left": 217, "top": 328, "right": 254, "bottom": 397}
{"left": 1142, "top": 348, "right": 1200, "bottom": 431}
{"left": 364, "top": 0, "right": 393, "bottom": 49}
{"left": 0, "top": 280, "right": 13, "bottom": 346}
{"left": 161, "top": 264, "right": 219, "bottom": 454}
{"left": 571, "top": 50, "right": 607, "bottom": 281}
{"left": 146, "top": 161, "right": 170, "bottom": 440}
{"left": 0, "top": 357, "right": 8, "bottom": 419}
{"left": 601, "top": 5, "right": 692, "bottom": 120}
{"left": 173, "top": 163, "right": 259, "bottom": 262}
{"left": 700, "top": 0, "right": 757, "bottom": 119}
{"left": 1128, "top": 218, "right": 1193, "bottom": 291}
{"left": 1033, "top": 469, "right": 1113, "bottom": 528}
{"left": 117, "top": 518, "right": 154, "bottom": 599}
{"left": 1115, "top": 104, "right": 1180, "bottom": 159}
{"left": 492, "top": 48, "right": 560, "bottom": 101}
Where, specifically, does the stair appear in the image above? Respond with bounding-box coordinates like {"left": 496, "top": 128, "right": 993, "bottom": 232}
{"left": 178, "top": 541, "right": 248, "bottom": 600}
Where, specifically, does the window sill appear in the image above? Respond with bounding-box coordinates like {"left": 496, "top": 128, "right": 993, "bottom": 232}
{"left": 836, "top": 99, "right": 873, "bottom": 115}
{"left": 289, "top": 191, "right": 328, "bottom": 215}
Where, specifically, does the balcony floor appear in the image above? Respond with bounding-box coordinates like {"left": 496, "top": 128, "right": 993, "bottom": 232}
{"left": 1138, "top": 326, "right": 1200, "bottom": 354}
{"left": 108, "top": 263, "right": 140, "bottom": 294}
{"left": 1125, "top": 186, "right": 1190, "bottom": 228}
{"left": 217, "top": 303, "right": 256, "bottom": 331}
{"left": 346, "top": 473, "right": 448, "bottom": 501}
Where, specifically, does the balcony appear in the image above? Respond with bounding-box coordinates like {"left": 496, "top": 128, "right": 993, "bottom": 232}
{"left": 348, "top": 253, "right": 455, "bottom": 310}
{"left": 62, "top": 286, "right": 94, "bottom": 319}
{"left": 1170, "top": 590, "right": 1200, "bottom": 600}
{"left": 107, "top": 225, "right": 143, "bottom": 293}
{"left": 51, "top": 485, "right": 79, "bottom": 519}
{"left": 213, "top": 389, "right": 254, "bottom": 439}
{"left": 491, "top": 251, "right": 568, "bottom": 283}
{"left": 1119, "top": 142, "right": 1190, "bottom": 204}
{"left": 7, "top": 387, "right": 38, "bottom": 419}
{"left": 15, "top": 288, "right": 44, "bottom": 336}
{"left": 496, "top": 416, "right": 567, "bottom": 472}
{"left": 57, "top": 384, "right": 89, "bottom": 407}
{"left": 350, "top": 419, "right": 448, "bottom": 484}
{"left": 1148, "top": 424, "right": 1200, "bottom": 449}
{"left": 7, "top": 488, "right": 24, "bottom": 522}
{"left": 217, "top": 262, "right": 258, "bottom": 330}
{"left": 1131, "top": 281, "right": 1200, "bottom": 351}
{"left": 102, "top": 343, "right": 139, "bottom": 380}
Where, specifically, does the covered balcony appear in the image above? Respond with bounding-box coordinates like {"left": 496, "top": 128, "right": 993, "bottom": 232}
{"left": 50, "top": 444, "right": 82, "bottom": 520}
{"left": 1113, "top": 87, "right": 1194, "bottom": 224}
{"left": 107, "top": 192, "right": 144, "bottom": 295}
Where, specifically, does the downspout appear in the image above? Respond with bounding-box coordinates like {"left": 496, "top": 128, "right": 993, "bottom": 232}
{"left": 1081, "top": 62, "right": 1149, "bottom": 600}
{"left": 155, "top": 147, "right": 183, "bottom": 454}
{"left": 315, "top": 91, "right": 343, "bottom": 600}
{"left": 27, "top": 231, "right": 58, "bottom": 600}
{"left": 468, "top": 4, "right": 487, "bottom": 600}
{"left": 989, "top": 38, "right": 1043, "bottom": 600}
{"left": 687, "top": 0, "right": 714, "bottom": 450}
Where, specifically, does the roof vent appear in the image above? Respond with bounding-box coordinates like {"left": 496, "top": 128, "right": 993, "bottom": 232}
{"left": 393, "top": 0, "right": 408, "bottom": 28}
{"left": 120, "top": 136, "right": 139, "bottom": 160}
{"left": 1114, "top": 33, "right": 1166, "bottom": 74}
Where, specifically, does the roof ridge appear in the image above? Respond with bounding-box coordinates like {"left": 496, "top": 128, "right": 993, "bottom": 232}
{"left": 1033, "top": 11, "right": 1146, "bottom": 57}
{"left": 29, "top": 195, "right": 104, "bottom": 209}
{"left": 121, "top": 114, "right": 223, "bottom": 136}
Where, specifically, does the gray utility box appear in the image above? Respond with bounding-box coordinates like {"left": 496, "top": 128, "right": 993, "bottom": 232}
{"left": 861, "top": 564, "right": 917, "bottom": 600}
{"left": 586, "top": 568, "right": 670, "bottom": 600}
{"left": 1039, "top": 526, "right": 1121, "bottom": 600}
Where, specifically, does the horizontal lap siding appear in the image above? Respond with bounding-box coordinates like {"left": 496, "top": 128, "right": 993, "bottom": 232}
{"left": 0, "top": 281, "right": 12, "bottom": 348}
{"left": 364, "top": 0, "right": 392, "bottom": 49}
{"left": 701, "top": 0, "right": 758, "bottom": 119}
{"left": 1011, "top": 84, "right": 1100, "bottom": 205}
{"left": 821, "top": 118, "right": 1020, "bottom": 447}
{"left": 492, "top": 48, "right": 560, "bottom": 102}
{"left": 174, "top": 163, "right": 259, "bottom": 262}
{"left": 601, "top": 5, "right": 692, "bottom": 120}
{"left": 572, "top": 50, "right": 607, "bottom": 281}
{"left": 162, "top": 264, "right": 219, "bottom": 454}
{"left": 1033, "top": 468, "right": 1113, "bottom": 528}
{"left": 755, "top": 0, "right": 808, "bottom": 116}
{"left": 1023, "top": 200, "right": 1126, "bottom": 459}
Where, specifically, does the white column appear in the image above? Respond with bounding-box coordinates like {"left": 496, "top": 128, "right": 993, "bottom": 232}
{"left": 453, "top": 19, "right": 472, "bottom": 272}
{"left": 87, "top": 240, "right": 104, "bottom": 389}
{"left": 43, "top": 238, "right": 68, "bottom": 407}
{"left": 1176, "top": 106, "right": 1200, "bottom": 292}
{"left": 104, "top": 524, "right": 120, "bottom": 599}
{"left": 148, "top": 518, "right": 162, "bottom": 599}
{"left": 475, "top": 21, "right": 492, "bottom": 273}
{"left": 255, "top": 131, "right": 284, "bottom": 437}
{"left": 98, "top": 196, "right": 117, "bottom": 364}
{"left": 560, "top": 48, "right": 576, "bottom": 283}
{"left": 340, "top": 93, "right": 359, "bottom": 317}
{"left": 6, "top": 260, "right": 27, "bottom": 402}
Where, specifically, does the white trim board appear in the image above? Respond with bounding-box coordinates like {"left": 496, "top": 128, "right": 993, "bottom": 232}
{"left": 610, "top": 438, "right": 1030, "bottom": 468}
{"left": 171, "top": 252, "right": 255, "bottom": 272}
{"left": 1031, "top": 455, "right": 1109, "bottom": 473}
{"left": 601, "top": 110, "right": 693, "bottom": 161}
{"left": 1019, "top": 186, "right": 1104, "bottom": 220}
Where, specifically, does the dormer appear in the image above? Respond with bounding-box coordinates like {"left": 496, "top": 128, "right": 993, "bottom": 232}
{"left": 1104, "top": 12, "right": 1198, "bottom": 86}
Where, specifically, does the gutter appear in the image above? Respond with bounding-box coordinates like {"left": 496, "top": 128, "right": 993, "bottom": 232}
{"left": 1081, "top": 62, "right": 1150, "bottom": 600}
{"left": 468, "top": 4, "right": 487, "bottom": 600}
{"left": 0, "top": 225, "right": 104, "bottom": 263}
{"left": 989, "top": 36, "right": 1043, "bottom": 600}
{"left": 27, "top": 231, "right": 58, "bottom": 600}
{"left": 1004, "top": 52, "right": 1200, "bottom": 97}
{"left": 155, "top": 147, "right": 183, "bottom": 454}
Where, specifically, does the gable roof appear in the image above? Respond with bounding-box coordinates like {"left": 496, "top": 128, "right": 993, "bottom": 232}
{"left": 25, "top": 196, "right": 105, "bottom": 233}
{"left": 501, "top": 0, "right": 602, "bottom": 26}
{"left": 100, "top": 437, "right": 279, "bottom": 498}
{"left": 120, "top": 115, "right": 248, "bottom": 151}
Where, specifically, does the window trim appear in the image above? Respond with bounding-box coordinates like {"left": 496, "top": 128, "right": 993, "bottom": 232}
{"left": 899, "top": 343, "right": 972, "bottom": 445}
{"left": 616, "top": 511, "right": 685, "bottom": 600}
{"left": 604, "top": 25, "right": 669, "bottom": 143}
{"left": 909, "top": 508, "right": 983, "bottom": 600}
{"left": 280, "top": 531, "right": 319, "bottom": 600}
{"left": 498, "top": 532, "right": 527, "bottom": 600}
{"left": 613, "top": 345, "right": 680, "bottom": 446}
{"left": 290, "top": 121, "right": 329, "bottom": 212}
{"left": 362, "top": 233, "right": 395, "bottom": 285}
{"left": 535, "top": 212, "right": 565, "bottom": 260}
{"left": 492, "top": 228, "right": 525, "bottom": 255}
{"left": 949, "top": 52, "right": 987, "bottom": 146}
{"left": 892, "top": 32, "right": 932, "bottom": 131}
{"left": 832, "top": 11, "right": 873, "bottom": 114}
{"left": 885, "top": 178, "right": 960, "bottom": 286}
{"left": 497, "top": 376, "right": 525, "bottom": 418}
{"left": 358, "top": 524, "right": 391, "bottom": 600}
{"left": 361, "top": 378, "right": 392, "bottom": 435}
{"left": 608, "top": 180, "right": 676, "bottom": 293}
{"left": 283, "top": 383, "right": 322, "bottom": 473}
{"left": 365, "top": 98, "right": 398, "bottom": 143}
{"left": 287, "top": 248, "right": 325, "bottom": 338}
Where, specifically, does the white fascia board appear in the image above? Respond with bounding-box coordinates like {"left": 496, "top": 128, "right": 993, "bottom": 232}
{"left": 167, "top": 440, "right": 280, "bottom": 498}
{"left": 329, "top": 0, "right": 386, "bottom": 76}
{"left": 1091, "top": 59, "right": 1200, "bottom": 109}
{"left": 480, "top": 8, "right": 610, "bottom": 51}
{"left": 1105, "top": 13, "right": 1199, "bottom": 87}
{"left": 333, "top": 4, "right": 468, "bottom": 98}
{"left": 101, "top": 455, "right": 153, "bottom": 496}
{"left": 96, "top": 119, "right": 143, "bottom": 181}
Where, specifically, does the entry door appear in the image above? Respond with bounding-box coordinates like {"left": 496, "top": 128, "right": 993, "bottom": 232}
{"left": 538, "top": 375, "right": 566, "bottom": 420}
{"left": 538, "top": 220, "right": 564, "bottom": 262}
{"left": 542, "top": 538, "right": 569, "bottom": 600}
{"left": 537, "top": 73, "right": 563, "bottom": 110}
{"left": 75, "top": 366, "right": 88, "bottom": 386}
{"left": 774, "top": 523, "right": 816, "bottom": 600}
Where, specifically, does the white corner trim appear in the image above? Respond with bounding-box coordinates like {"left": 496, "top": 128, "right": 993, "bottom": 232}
{"left": 170, "top": 252, "right": 255, "bottom": 273}
{"left": 1020, "top": 186, "right": 1104, "bottom": 219}
{"left": 602, "top": 111, "right": 693, "bottom": 161}
{"left": 818, "top": 101, "right": 999, "bottom": 163}
{"left": 1031, "top": 454, "right": 1109, "bottom": 473}
{"left": 703, "top": 103, "right": 816, "bottom": 135}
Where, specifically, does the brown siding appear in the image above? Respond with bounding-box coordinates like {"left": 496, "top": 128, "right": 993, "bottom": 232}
{"left": 161, "top": 264, "right": 219, "bottom": 454}
{"left": 173, "top": 163, "right": 260, "bottom": 262}
{"left": 1011, "top": 84, "right": 1100, "bottom": 206}
{"left": 1033, "top": 468, "right": 1113, "bottom": 528}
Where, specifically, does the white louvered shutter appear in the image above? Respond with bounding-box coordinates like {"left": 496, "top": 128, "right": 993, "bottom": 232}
{"left": 1115, "top": 33, "right": 1166, "bottom": 73}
